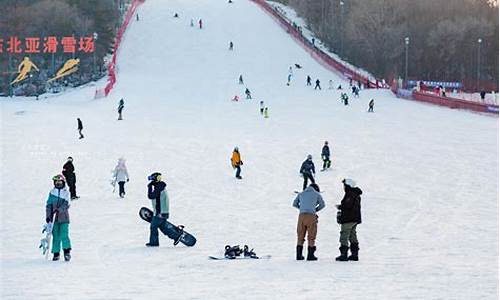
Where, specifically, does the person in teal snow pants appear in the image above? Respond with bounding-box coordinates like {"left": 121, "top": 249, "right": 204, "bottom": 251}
{"left": 46, "top": 174, "right": 72, "bottom": 261}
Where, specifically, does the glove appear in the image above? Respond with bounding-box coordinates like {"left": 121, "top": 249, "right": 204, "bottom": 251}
{"left": 127, "top": 178, "right": 129, "bottom": 182}
{"left": 46, "top": 217, "right": 51, "bottom": 223}
{"left": 240, "top": 161, "right": 243, "bottom": 166}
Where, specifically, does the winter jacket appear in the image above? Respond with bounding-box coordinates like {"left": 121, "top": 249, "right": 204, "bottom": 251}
{"left": 300, "top": 159, "right": 315, "bottom": 175}
{"left": 321, "top": 145, "right": 330, "bottom": 158}
{"left": 148, "top": 181, "right": 169, "bottom": 216}
{"left": 292, "top": 186, "right": 325, "bottom": 214}
{"left": 113, "top": 163, "right": 129, "bottom": 182}
{"left": 62, "top": 161, "right": 76, "bottom": 183}
{"left": 77, "top": 119, "right": 83, "bottom": 130}
{"left": 46, "top": 188, "right": 71, "bottom": 223}
{"left": 337, "top": 186, "right": 362, "bottom": 224}
{"left": 231, "top": 151, "right": 242, "bottom": 168}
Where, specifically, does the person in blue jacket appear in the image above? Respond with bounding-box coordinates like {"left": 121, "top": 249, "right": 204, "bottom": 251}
{"left": 46, "top": 174, "right": 72, "bottom": 261}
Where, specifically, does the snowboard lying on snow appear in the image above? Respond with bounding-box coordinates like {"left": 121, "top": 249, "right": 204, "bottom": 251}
{"left": 139, "top": 207, "right": 196, "bottom": 247}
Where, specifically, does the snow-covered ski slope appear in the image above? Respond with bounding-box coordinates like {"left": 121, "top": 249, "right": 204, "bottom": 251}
{"left": 1, "top": 0, "right": 498, "bottom": 299}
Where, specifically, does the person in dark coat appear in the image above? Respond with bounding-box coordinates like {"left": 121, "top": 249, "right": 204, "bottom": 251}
{"left": 480, "top": 90, "right": 486, "bottom": 101}
{"left": 299, "top": 154, "right": 315, "bottom": 190}
{"left": 335, "top": 178, "right": 362, "bottom": 261}
{"left": 229, "top": 41, "right": 234, "bottom": 51}
{"left": 314, "top": 79, "right": 321, "bottom": 90}
{"left": 368, "top": 99, "right": 374, "bottom": 112}
{"left": 62, "top": 157, "right": 79, "bottom": 200}
{"left": 117, "top": 98, "right": 124, "bottom": 120}
{"left": 77, "top": 118, "right": 84, "bottom": 139}
{"left": 321, "top": 141, "right": 331, "bottom": 171}
{"left": 306, "top": 75, "right": 312, "bottom": 86}
{"left": 245, "top": 88, "right": 252, "bottom": 99}
{"left": 146, "top": 172, "right": 170, "bottom": 247}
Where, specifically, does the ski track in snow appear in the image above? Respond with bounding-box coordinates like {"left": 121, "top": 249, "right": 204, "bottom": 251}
{"left": 1, "top": 0, "right": 498, "bottom": 299}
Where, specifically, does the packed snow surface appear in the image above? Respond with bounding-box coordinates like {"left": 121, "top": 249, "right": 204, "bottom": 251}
{"left": 1, "top": 0, "right": 498, "bottom": 299}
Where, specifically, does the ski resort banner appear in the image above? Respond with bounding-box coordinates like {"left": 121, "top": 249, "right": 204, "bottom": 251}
{"left": 0, "top": 36, "right": 95, "bottom": 54}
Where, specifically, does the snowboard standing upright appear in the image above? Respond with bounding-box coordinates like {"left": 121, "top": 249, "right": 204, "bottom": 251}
{"left": 139, "top": 207, "right": 196, "bottom": 247}
{"left": 39, "top": 222, "right": 53, "bottom": 260}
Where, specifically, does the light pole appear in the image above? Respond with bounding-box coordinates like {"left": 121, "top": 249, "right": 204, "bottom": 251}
{"left": 404, "top": 36, "right": 410, "bottom": 84}
{"left": 93, "top": 32, "right": 98, "bottom": 76}
{"left": 477, "top": 38, "right": 482, "bottom": 91}
{"left": 340, "top": 1, "right": 344, "bottom": 58}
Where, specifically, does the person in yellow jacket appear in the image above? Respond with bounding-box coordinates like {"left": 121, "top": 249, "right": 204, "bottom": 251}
{"left": 230, "top": 147, "right": 243, "bottom": 179}
{"left": 11, "top": 57, "right": 39, "bottom": 85}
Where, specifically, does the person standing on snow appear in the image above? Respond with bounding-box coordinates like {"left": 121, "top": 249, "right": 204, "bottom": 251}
{"left": 329, "top": 80, "right": 334, "bottom": 90}
{"left": 146, "top": 172, "right": 169, "bottom": 247}
{"left": 368, "top": 99, "right": 374, "bottom": 112}
{"left": 62, "top": 157, "right": 79, "bottom": 200}
{"left": 321, "top": 141, "right": 331, "bottom": 171}
{"left": 245, "top": 88, "right": 252, "bottom": 99}
{"left": 335, "top": 178, "right": 362, "bottom": 261}
{"left": 293, "top": 183, "right": 325, "bottom": 261}
{"left": 77, "top": 118, "right": 84, "bottom": 139}
{"left": 46, "top": 174, "right": 72, "bottom": 261}
{"left": 299, "top": 154, "right": 316, "bottom": 190}
{"left": 199, "top": 19, "right": 203, "bottom": 29}
{"left": 231, "top": 147, "right": 243, "bottom": 179}
{"left": 314, "top": 79, "right": 321, "bottom": 90}
{"left": 306, "top": 75, "right": 312, "bottom": 86}
{"left": 259, "top": 101, "right": 265, "bottom": 115}
{"left": 229, "top": 41, "right": 234, "bottom": 51}
{"left": 117, "top": 98, "right": 124, "bottom": 120}
{"left": 287, "top": 73, "right": 292, "bottom": 86}
{"left": 239, "top": 74, "right": 244, "bottom": 85}
{"left": 112, "top": 158, "right": 129, "bottom": 198}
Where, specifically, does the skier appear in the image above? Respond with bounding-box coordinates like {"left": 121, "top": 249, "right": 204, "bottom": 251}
{"left": 328, "top": 80, "right": 334, "bottom": 90}
{"left": 264, "top": 107, "right": 269, "bottom": 118}
{"left": 77, "top": 118, "right": 84, "bottom": 139}
{"left": 199, "top": 19, "right": 203, "bottom": 29}
{"left": 239, "top": 74, "right": 244, "bottom": 85}
{"left": 335, "top": 179, "right": 362, "bottom": 261}
{"left": 287, "top": 73, "right": 292, "bottom": 86}
{"left": 229, "top": 41, "right": 234, "bottom": 51}
{"left": 293, "top": 183, "right": 325, "bottom": 261}
{"left": 45, "top": 174, "right": 72, "bottom": 261}
{"left": 146, "top": 172, "right": 170, "bottom": 247}
{"left": 112, "top": 158, "right": 129, "bottom": 198}
{"left": 314, "top": 79, "right": 321, "bottom": 90}
{"left": 321, "top": 141, "right": 331, "bottom": 171}
{"left": 299, "top": 154, "right": 315, "bottom": 191}
{"left": 368, "top": 99, "right": 374, "bottom": 112}
{"left": 245, "top": 88, "right": 252, "bottom": 99}
{"left": 259, "top": 101, "right": 264, "bottom": 115}
{"left": 62, "top": 157, "right": 79, "bottom": 200}
{"left": 341, "top": 93, "right": 349, "bottom": 105}
{"left": 306, "top": 75, "right": 312, "bottom": 86}
{"left": 230, "top": 147, "right": 243, "bottom": 179}
{"left": 117, "top": 98, "right": 124, "bottom": 120}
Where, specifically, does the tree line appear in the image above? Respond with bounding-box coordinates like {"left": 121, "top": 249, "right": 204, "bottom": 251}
{"left": 273, "top": 0, "right": 498, "bottom": 91}
{"left": 0, "top": 0, "right": 128, "bottom": 96}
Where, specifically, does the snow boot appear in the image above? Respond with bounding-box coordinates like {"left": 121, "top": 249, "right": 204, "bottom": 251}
{"left": 296, "top": 245, "right": 304, "bottom": 260}
{"left": 244, "top": 245, "right": 258, "bottom": 258}
{"left": 63, "top": 248, "right": 71, "bottom": 262}
{"left": 145, "top": 243, "right": 159, "bottom": 247}
{"left": 306, "top": 246, "right": 317, "bottom": 261}
{"left": 335, "top": 245, "right": 349, "bottom": 261}
{"left": 348, "top": 243, "right": 359, "bottom": 261}
{"left": 52, "top": 252, "right": 60, "bottom": 261}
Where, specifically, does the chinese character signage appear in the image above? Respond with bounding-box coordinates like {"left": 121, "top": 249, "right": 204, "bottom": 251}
{"left": 0, "top": 36, "right": 95, "bottom": 54}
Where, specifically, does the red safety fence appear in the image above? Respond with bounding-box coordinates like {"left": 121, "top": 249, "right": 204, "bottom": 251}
{"left": 250, "top": 0, "right": 388, "bottom": 89}
{"left": 411, "top": 91, "right": 498, "bottom": 114}
{"left": 95, "top": 0, "right": 145, "bottom": 98}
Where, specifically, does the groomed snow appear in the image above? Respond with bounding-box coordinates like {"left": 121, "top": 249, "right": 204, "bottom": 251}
{"left": 0, "top": 0, "right": 498, "bottom": 299}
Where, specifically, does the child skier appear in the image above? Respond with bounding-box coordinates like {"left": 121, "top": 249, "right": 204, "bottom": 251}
{"left": 231, "top": 147, "right": 243, "bottom": 179}
{"left": 46, "top": 174, "right": 72, "bottom": 261}
{"left": 146, "top": 172, "right": 170, "bottom": 247}
{"left": 112, "top": 158, "right": 129, "bottom": 198}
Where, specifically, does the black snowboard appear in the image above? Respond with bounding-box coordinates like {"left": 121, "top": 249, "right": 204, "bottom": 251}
{"left": 139, "top": 207, "right": 196, "bottom": 247}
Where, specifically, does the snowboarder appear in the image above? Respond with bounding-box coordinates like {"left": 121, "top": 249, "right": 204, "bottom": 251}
{"left": 77, "top": 118, "right": 84, "bottom": 139}
{"left": 321, "top": 141, "right": 331, "bottom": 170}
{"left": 199, "top": 19, "right": 203, "bottom": 29}
{"left": 145, "top": 172, "right": 170, "bottom": 247}
{"left": 368, "top": 99, "right": 374, "bottom": 112}
{"left": 264, "top": 107, "right": 269, "bottom": 118}
{"left": 112, "top": 158, "right": 129, "bottom": 198}
{"left": 231, "top": 147, "right": 243, "bottom": 179}
{"left": 117, "top": 98, "right": 124, "bottom": 120}
{"left": 335, "top": 178, "right": 362, "bottom": 261}
{"left": 328, "top": 80, "right": 334, "bottom": 90}
{"left": 259, "top": 101, "right": 264, "bottom": 115}
{"left": 314, "top": 79, "right": 321, "bottom": 90}
{"left": 293, "top": 183, "right": 325, "bottom": 261}
{"left": 229, "top": 41, "right": 234, "bottom": 51}
{"left": 306, "top": 75, "right": 312, "bottom": 86}
{"left": 245, "top": 88, "right": 252, "bottom": 99}
{"left": 239, "top": 74, "right": 244, "bottom": 85}
{"left": 45, "top": 174, "right": 72, "bottom": 261}
{"left": 62, "top": 157, "right": 79, "bottom": 200}
{"left": 299, "top": 154, "right": 315, "bottom": 191}
{"left": 287, "top": 73, "right": 292, "bottom": 86}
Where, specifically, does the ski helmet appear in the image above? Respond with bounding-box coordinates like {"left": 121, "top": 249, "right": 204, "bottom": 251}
{"left": 342, "top": 178, "right": 356, "bottom": 188}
